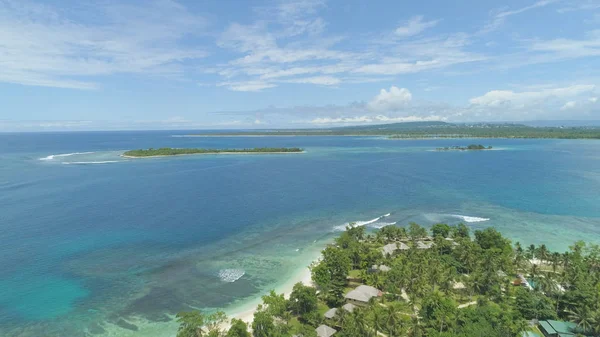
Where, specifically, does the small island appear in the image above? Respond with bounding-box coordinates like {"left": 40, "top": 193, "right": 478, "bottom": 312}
{"left": 122, "top": 147, "right": 304, "bottom": 158}
{"left": 436, "top": 144, "right": 492, "bottom": 151}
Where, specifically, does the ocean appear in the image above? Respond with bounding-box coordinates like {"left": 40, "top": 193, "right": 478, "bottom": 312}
{"left": 0, "top": 131, "right": 599, "bottom": 336}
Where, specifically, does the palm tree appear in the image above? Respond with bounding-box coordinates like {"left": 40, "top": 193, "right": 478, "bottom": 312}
{"left": 551, "top": 252, "right": 561, "bottom": 274}
{"left": 527, "top": 244, "right": 536, "bottom": 260}
{"left": 538, "top": 244, "right": 549, "bottom": 263}
{"left": 371, "top": 306, "right": 383, "bottom": 336}
{"left": 408, "top": 315, "right": 422, "bottom": 337}
{"left": 566, "top": 306, "right": 594, "bottom": 334}
{"left": 591, "top": 310, "right": 600, "bottom": 337}
{"left": 384, "top": 304, "right": 400, "bottom": 337}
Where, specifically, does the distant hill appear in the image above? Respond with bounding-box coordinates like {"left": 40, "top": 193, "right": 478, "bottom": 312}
{"left": 187, "top": 120, "right": 600, "bottom": 139}
{"left": 329, "top": 121, "right": 451, "bottom": 131}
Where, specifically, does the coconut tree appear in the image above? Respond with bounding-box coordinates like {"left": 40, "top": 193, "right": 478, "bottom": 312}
{"left": 371, "top": 305, "right": 384, "bottom": 336}
{"left": 551, "top": 252, "right": 561, "bottom": 274}
{"left": 538, "top": 244, "right": 549, "bottom": 263}
{"left": 527, "top": 244, "right": 536, "bottom": 260}
{"left": 566, "top": 306, "right": 594, "bottom": 334}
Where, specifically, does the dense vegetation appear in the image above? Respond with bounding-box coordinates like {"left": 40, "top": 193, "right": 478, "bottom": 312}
{"left": 435, "top": 144, "right": 492, "bottom": 151}
{"left": 176, "top": 223, "right": 600, "bottom": 337}
{"left": 188, "top": 122, "right": 600, "bottom": 139}
{"left": 123, "top": 147, "right": 303, "bottom": 157}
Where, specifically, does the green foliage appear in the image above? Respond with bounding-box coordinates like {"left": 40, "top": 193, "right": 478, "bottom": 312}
{"left": 311, "top": 246, "right": 351, "bottom": 306}
{"left": 261, "top": 291, "right": 288, "bottom": 319}
{"left": 226, "top": 319, "right": 250, "bottom": 337}
{"left": 515, "top": 287, "right": 557, "bottom": 320}
{"left": 474, "top": 228, "right": 512, "bottom": 252}
{"left": 176, "top": 311, "right": 206, "bottom": 337}
{"left": 435, "top": 144, "right": 491, "bottom": 151}
{"left": 289, "top": 282, "right": 318, "bottom": 320}
{"left": 251, "top": 305, "right": 275, "bottom": 337}
{"left": 431, "top": 223, "right": 451, "bottom": 238}
{"left": 176, "top": 311, "right": 227, "bottom": 337}
{"left": 189, "top": 122, "right": 600, "bottom": 139}
{"left": 221, "top": 223, "right": 600, "bottom": 337}
{"left": 123, "top": 147, "right": 303, "bottom": 157}
{"left": 408, "top": 222, "right": 428, "bottom": 240}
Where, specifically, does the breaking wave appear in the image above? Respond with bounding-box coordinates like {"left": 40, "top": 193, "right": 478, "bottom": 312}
{"left": 62, "top": 161, "right": 120, "bottom": 165}
{"left": 333, "top": 213, "right": 391, "bottom": 231}
{"left": 218, "top": 269, "right": 245, "bottom": 283}
{"left": 450, "top": 214, "right": 490, "bottom": 223}
{"left": 368, "top": 221, "right": 397, "bottom": 229}
{"left": 39, "top": 152, "right": 95, "bottom": 161}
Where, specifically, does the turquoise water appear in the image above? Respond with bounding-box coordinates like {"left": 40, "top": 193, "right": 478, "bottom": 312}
{"left": 0, "top": 132, "right": 599, "bottom": 336}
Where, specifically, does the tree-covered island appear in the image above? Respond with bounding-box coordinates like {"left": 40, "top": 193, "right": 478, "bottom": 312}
{"left": 175, "top": 223, "right": 600, "bottom": 337}
{"left": 435, "top": 144, "right": 493, "bottom": 151}
{"left": 122, "top": 147, "right": 304, "bottom": 157}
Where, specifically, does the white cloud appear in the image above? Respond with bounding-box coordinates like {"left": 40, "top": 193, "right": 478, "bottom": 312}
{"left": 0, "top": 0, "right": 207, "bottom": 89}
{"left": 590, "top": 97, "right": 598, "bottom": 103}
{"left": 309, "top": 115, "right": 445, "bottom": 125}
{"left": 529, "top": 30, "right": 600, "bottom": 59}
{"left": 561, "top": 101, "right": 577, "bottom": 110}
{"left": 217, "top": 81, "right": 276, "bottom": 92}
{"left": 394, "top": 16, "right": 438, "bottom": 37}
{"left": 283, "top": 76, "right": 341, "bottom": 85}
{"left": 368, "top": 86, "right": 412, "bottom": 111}
{"left": 469, "top": 85, "right": 596, "bottom": 107}
{"left": 480, "top": 0, "right": 558, "bottom": 34}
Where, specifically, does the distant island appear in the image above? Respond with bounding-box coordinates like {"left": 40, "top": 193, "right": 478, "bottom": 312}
{"left": 436, "top": 144, "right": 493, "bottom": 151}
{"left": 185, "top": 121, "right": 600, "bottom": 139}
{"left": 122, "top": 147, "right": 304, "bottom": 158}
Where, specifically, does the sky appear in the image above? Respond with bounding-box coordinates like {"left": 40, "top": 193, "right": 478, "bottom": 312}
{"left": 1, "top": 0, "right": 600, "bottom": 131}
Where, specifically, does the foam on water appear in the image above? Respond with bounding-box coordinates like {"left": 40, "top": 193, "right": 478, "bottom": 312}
{"left": 450, "top": 214, "right": 490, "bottom": 223}
{"left": 39, "top": 152, "right": 95, "bottom": 161}
{"left": 218, "top": 269, "right": 246, "bottom": 283}
{"left": 368, "top": 221, "right": 397, "bottom": 229}
{"left": 63, "top": 161, "right": 120, "bottom": 165}
{"left": 332, "top": 213, "right": 390, "bottom": 231}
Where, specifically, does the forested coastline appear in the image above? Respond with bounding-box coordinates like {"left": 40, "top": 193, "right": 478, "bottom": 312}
{"left": 123, "top": 147, "right": 304, "bottom": 157}
{"left": 175, "top": 223, "right": 600, "bottom": 337}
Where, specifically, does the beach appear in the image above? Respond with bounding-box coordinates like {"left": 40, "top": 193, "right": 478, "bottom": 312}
{"left": 222, "top": 249, "right": 322, "bottom": 329}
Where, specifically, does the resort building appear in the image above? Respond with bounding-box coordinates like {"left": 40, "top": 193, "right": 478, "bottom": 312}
{"left": 417, "top": 241, "right": 433, "bottom": 249}
{"left": 344, "top": 285, "right": 382, "bottom": 306}
{"left": 342, "top": 303, "right": 357, "bottom": 313}
{"left": 538, "top": 320, "right": 580, "bottom": 337}
{"left": 368, "top": 264, "right": 391, "bottom": 273}
{"left": 316, "top": 324, "right": 337, "bottom": 337}
{"left": 381, "top": 242, "right": 409, "bottom": 256}
{"left": 323, "top": 308, "right": 338, "bottom": 320}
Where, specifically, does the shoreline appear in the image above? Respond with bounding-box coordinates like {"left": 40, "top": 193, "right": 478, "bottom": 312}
{"left": 121, "top": 151, "right": 306, "bottom": 159}
{"left": 220, "top": 247, "right": 323, "bottom": 330}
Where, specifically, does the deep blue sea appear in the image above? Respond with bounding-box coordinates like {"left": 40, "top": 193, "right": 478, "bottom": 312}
{"left": 1, "top": 131, "right": 599, "bottom": 337}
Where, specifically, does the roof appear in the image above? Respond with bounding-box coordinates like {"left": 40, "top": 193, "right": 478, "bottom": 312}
{"left": 417, "top": 241, "right": 433, "bottom": 249}
{"left": 316, "top": 324, "right": 336, "bottom": 337}
{"left": 539, "top": 320, "right": 578, "bottom": 336}
{"left": 342, "top": 303, "right": 356, "bottom": 312}
{"left": 378, "top": 265, "right": 391, "bottom": 272}
{"left": 452, "top": 282, "right": 466, "bottom": 290}
{"left": 539, "top": 321, "right": 555, "bottom": 335}
{"left": 324, "top": 308, "right": 338, "bottom": 319}
{"left": 345, "top": 285, "right": 381, "bottom": 303}
{"left": 547, "top": 320, "right": 578, "bottom": 334}
{"left": 382, "top": 243, "right": 397, "bottom": 255}
{"left": 382, "top": 243, "right": 409, "bottom": 255}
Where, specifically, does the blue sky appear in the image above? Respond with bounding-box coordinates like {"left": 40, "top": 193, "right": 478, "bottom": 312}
{"left": 1, "top": 0, "right": 600, "bottom": 131}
